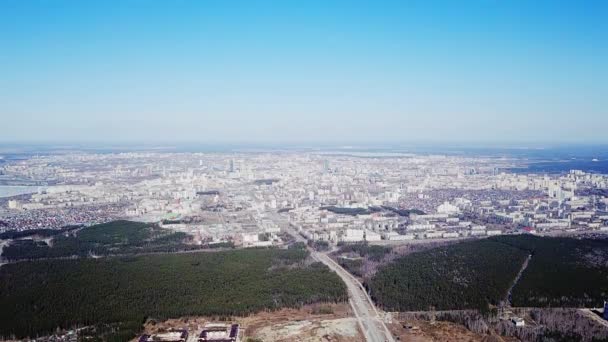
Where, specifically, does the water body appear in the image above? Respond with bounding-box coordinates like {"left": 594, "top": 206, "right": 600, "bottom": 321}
{"left": 0, "top": 186, "right": 40, "bottom": 198}
{"left": 509, "top": 159, "right": 608, "bottom": 175}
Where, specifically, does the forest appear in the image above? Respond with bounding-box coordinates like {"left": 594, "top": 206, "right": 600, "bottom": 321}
{"left": 491, "top": 234, "right": 608, "bottom": 308}
{"left": 334, "top": 242, "right": 393, "bottom": 278}
{"left": 320, "top": 206, "right": 377, "bottom": 216}
{"left": 0, "top": 225, "right": 81, "bottom": 240}
{"left": 367, "top": 234, "right": 608, "bottom": 312}
{"left": 368, "top": 238, "right": 529, "bottom": 311}
{"left": 1, "top": 220, "right": 196, "bottom": 260}
{"left": 337, "top": 242, "right": 392, "bottom": 262}
{"left": 380, "top": 206, "right": 425, "bottom": 217}
{"left": 399, "top": 308, "right": 608, "bottom": 342}
{"left": 0, "top": 247, "right": 347, "bottom": 340}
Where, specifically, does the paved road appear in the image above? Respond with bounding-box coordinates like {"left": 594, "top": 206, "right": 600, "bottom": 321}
{"left": 283, "top": 224, "right": 394, "bottom": 342}
{"left": 314, "top": 252, "right": 395, "bottom": 342}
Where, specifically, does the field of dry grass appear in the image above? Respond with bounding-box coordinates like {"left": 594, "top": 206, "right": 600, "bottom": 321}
{"left": 387, "top": 319, "right": 518, "bottom": 342}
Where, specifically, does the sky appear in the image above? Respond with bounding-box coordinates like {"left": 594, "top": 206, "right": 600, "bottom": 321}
{"left": 0, "top": 0, "right": 607, "bottom": 145}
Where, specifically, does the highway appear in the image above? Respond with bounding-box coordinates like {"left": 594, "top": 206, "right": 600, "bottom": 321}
{"left": 314, "top": 251, "right": 395, "bottom": 342}
{"left": 282, "top": 223, "right": 395, "bottom": 342}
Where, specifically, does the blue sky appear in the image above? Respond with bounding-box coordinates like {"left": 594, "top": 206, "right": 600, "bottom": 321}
{"left": 0, "top": 1, "right": 606, "bottom": 144}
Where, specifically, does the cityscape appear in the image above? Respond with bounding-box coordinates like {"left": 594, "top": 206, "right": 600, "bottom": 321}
{"left": 1, "top": 0, "right": 608, "bottom": 341}
{"left": 2, "top": 150, "right": 608, "bottom": 245}
{"left": 1, "top": 146, "right": 608, "bottom": 341}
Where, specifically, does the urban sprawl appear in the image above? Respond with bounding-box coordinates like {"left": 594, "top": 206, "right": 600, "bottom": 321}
{"left": 2, "top": 152, "right": 608, "bottom": 247}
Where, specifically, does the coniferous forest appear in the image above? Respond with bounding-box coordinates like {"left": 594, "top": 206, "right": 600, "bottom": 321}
{"left": 367, "top": 234, "right": 608, "bottom": 312}
{"left": 1, "top": 220, "right": 196, "bottom": 260}
{"left": 368, "top": 238, "right": 529, "bottom": 311}
{"left": 497, "top": 234, "right": 608, "bottom": 308}
{"left": 0, "top": 247, "right": 347, "bottom": 340}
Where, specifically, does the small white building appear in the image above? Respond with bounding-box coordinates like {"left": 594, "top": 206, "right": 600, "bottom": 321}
{"left": 437, "top": 201, "right": 459, "bottom": 214}
{"left": 407, "top": 223, "right": 435, "bottom": 231}
{"left": 384, "top": 231, "right": 415, "bottom": 241}
{"left": 241, "top": 233, "right": 259, "bottom": 245}
{"left": 365, "top": 230, "right": 382, "bottom": 242}
{"left": 425, "top": 231, "right": 443, "bottom": 239}
{"left": 8, "top": 200, "right": 20, "bottom": 210}
{"left": 341, "top": 229, "right": 365, "bottom": 242}
{"left": 442, "top": 232, "right": 459, "bottom": 239}
{"left": 511, "top": 317, "right": 525, "bottom": 327}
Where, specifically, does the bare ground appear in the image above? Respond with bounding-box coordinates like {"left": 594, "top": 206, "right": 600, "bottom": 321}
{"left": 138, "top": 303, "right": 363, "bottom": 342}
{"left": 387, "top": 319, "right": 519, "bottom": 342}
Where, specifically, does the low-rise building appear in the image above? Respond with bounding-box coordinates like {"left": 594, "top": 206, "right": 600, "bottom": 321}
{"left": 365, "top": 229, "right": 382, "bottom": 242}
{"left": 140, "top": 330, "right": 188, "bottom": 342}
{"left": 511, "top": 317, "right": 525, "bottom": 327}
{"left": 199, "top": 323, "right": 239, "bottom": 342}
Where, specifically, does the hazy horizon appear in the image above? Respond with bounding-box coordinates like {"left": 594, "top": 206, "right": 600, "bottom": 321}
{"left": 1, "top": 1, "right": 607, "bottom": 143}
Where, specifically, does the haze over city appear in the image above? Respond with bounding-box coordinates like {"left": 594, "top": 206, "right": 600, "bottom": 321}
{"left": 2, "top": 2, "right": 608, "bottom": 342}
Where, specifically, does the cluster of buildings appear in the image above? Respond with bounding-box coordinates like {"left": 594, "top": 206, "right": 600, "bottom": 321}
{"left": 1, "top": 152, "right": 607, "bottom": 246}
{"left": 1, "top": 200, "right": 125, "bottom": 231}
{"left": 139, "top": 324, "right": 239, "bottom": 342}
{"left": 291, "top": 201, "right": 504, "bottom": 244}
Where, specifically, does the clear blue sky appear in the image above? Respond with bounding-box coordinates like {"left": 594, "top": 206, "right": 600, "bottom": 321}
{"left": 1, "top": 0, "right": 606, "bottom": 144}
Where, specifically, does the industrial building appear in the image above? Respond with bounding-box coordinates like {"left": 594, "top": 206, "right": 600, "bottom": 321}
{"left": 139, "top": 330, "right": 188, "bottom": 342}
{"left": 198, "top": 323, "right": 239, "bottom": 342}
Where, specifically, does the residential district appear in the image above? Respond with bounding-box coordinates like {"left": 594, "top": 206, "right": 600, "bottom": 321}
{"left": 1, "top": 151, "right": 608, "bottom": 248}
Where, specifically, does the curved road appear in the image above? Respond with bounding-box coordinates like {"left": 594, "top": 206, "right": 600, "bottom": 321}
{"left": 313, "top": 251, "right": 395, "bottom": 342}
{"left": 284, "top": 225, "right": 394, "bottom": 342}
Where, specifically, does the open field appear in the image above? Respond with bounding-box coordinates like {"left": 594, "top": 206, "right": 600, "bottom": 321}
{"left": 137, "top": 303, "right": 363, "bottom": 342}
{"left": 387, "top": 318, "right": 517, "bottom": 342}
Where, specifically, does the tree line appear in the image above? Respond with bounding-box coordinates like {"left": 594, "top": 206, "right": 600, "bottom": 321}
{"left": 1, "top": 220, "right": 194, "bottom": 261}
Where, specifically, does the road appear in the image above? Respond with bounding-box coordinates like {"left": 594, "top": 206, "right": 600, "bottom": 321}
{"left": 506, "top": 254, "right": 532, "bottom": 306}
{"left": 314, "top": 251, "right": 395, "bottom": 342}
{"left": 282, "top": 224, "right": 395, "bottom": 342}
